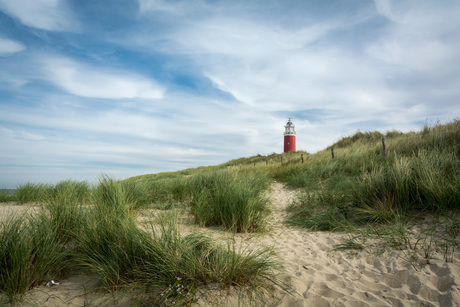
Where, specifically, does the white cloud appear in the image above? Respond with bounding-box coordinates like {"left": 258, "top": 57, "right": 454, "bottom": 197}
{"left": 138, "top": 0, "right": 181, "bottom": 14}
{"left": 41, "top": 56, "right": 165, "bottom": 99}
{"left": 164, "top": 16, "right": 341, "bottom": 58}
{"left": 373, "top": 0, "right": 412, "bottom": 23}
{"left": 153, "top": 2, "right": 459, "bottom": 131}
{"left": 138, "top": 0, "right": 208, "bottom": 16}
{"left": 0, "top": 0, "right": 77, "bottom": 31}
{"left": 370, "top": 0, "right": 460, "bottom": 72}
{"left": 188, "top": 29, "right": 391, "bottom": 117}
{"left": 367, "top": 37, "right": 454, "bottom": 72}
{"left": 0, "top": 37, "right": 25, "bottom": 56}
{"left": 0, "top": 126, "right": 45, "bottom": 141}
{"left": 153, "top": 13, "right": 388, "bottom": 112}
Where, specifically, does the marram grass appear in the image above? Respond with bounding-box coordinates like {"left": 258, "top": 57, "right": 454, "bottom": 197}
{"left": 189, "top": 169, "right": 272, "bottom": 232}
{"left": 0, "top": 212, "right": 68, "bottom": 304}
{"left": 1, "top": 176, "right": 286, "bottom": 305}
{"left": 74, "top": 207, "right": 286, "bottom": 305}
{"left": 285, "top": 119, "right": 460, "bottom": 230}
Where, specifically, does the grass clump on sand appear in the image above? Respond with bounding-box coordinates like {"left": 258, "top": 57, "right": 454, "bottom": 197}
{"left": 137, "top": 212, "right": 285, "bottom": 305}
{"left": 0, "top": 190, "right": 16, "bottom": 202}
{"left": 126, "top": 175, "right": 192, "bottom": 209}
{"left": 189, "top": 169, "right": 272, "bottom": 232}
{"left": 15, "top": 182, "right": 52, "bottom": 203}
{"left": 15, "top": 180, "right": 91, "bottom": 204}
{"left": 0, "top": 212, "right": 68, "bottom": 304}
{"left": 49, "top": 180, "right": 91, "bottom": 204}
{"left": 75, "top": 190, "right": 285, "bottom": 305}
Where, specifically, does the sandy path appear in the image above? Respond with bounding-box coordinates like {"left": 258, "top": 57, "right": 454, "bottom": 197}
{"left": 0, "top": 202, "right": 42, "bottom": 223}
{"left": 196, "top": 183, "right": 460, "bottom": 306}
{"left": 260, "top": 184, "right": 460, "bottom": 307}
{"left": 2, "top": 184, "right": 460, "bottom": 306}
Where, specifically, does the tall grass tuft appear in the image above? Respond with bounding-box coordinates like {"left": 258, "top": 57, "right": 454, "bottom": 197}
{"left": 0, "top": 212, "right": 68, "bottom": 304}
{"left": 137, "top": 212, "right": 286, "bottom": 304}
{"left": 0, "top": 190, "right": 16, "bottom": 202}
{"left": 75, "top": 176, "right": 142, "bottom": 287}
{"left": 49, "top": 180, "right": 91, "bottom": 204}
{"left": 355, "top": 148, "right": 460, "bottom": 213}
{"left": 45, "top": 201, "right": 86, "bottom": 244}
{"left": 189, "top": 169, "right": 271, "bottom": 232}
{"left": 15, "top": 180, "right": 91, "bottom": 204}
{"left": 74, "top": 209, "right": 146, "bottom": 287}
{"left": 16, "top": 182, "right": 52, "bottom": 203}
{"left": 92, "top": 175, "right": 137, "bottom": 219}
{"left": 75, "top": 207, "right": 285, "bottom": 304}
{"left": 124, "top": 175, "right": 192, "bottom": 208}
{"left": 286, "top": 190, "right": 355, "bottom": 231}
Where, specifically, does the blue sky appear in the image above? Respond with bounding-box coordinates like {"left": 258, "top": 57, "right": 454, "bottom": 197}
{"left": 1, "top": 0, "right": 459, "bottom": 188}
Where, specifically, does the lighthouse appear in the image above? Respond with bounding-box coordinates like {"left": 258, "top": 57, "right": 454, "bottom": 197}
{"left": 284, "top": 118, "right": 296, "bottom": 153}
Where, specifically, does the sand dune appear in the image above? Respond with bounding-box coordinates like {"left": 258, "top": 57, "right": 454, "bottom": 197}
{"left": 2, "top": 183, "right": 460, "bottom": 306}
{"left": 195, "top": 183, "right": 460, "bottom": 306}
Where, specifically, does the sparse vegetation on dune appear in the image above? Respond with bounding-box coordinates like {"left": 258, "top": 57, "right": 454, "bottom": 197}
{"left": 1, "top": 174, "right": 284, "bottom": 305}
{"left": 1, "top": 118, "right": 459, "bottom": 304}
{"left": 283, "top": 119, "right": 460, "bottom": 231}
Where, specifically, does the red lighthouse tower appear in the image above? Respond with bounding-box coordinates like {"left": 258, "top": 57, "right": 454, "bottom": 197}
{"left": 284, "top": 118, "right": 296, "bottom": 153}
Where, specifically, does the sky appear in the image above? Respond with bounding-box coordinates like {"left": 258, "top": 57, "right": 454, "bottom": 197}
{"left": 1, "top": 0, "right": 460, "bottom": 188}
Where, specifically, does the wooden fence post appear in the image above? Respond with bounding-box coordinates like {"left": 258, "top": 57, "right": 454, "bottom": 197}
{"left": 331, "top": 148, "right": 335, "bottom": 159}
{"left": 266, "top": 160, "right": 268, "bottom": 166}
{"left": 301, "top": 153, "right": 304, "bottom": 163}
{"left": 382, "top": 138, "right": 386, "bottom": 156}
{"left": 281, "top": 156, "right": 283, "bottom": 164}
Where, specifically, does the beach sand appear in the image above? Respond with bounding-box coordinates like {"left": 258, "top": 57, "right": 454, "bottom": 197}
{"left": 2, "top": 183, "right": 460, "bottom": 306}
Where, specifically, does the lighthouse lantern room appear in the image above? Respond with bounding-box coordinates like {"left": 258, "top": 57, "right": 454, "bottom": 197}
{"left": 284, "top": 118, "right": 296, "bottom": 153}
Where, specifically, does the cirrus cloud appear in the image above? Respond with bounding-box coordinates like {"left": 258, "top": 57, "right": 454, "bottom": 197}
{"left": 0, "top": 37, "right": 25, "bottom": 56}
{"left": 0, "top": 0, "right": 77, "bottom": 31}
{"left": 41, "top": 56, "right": 165, "bottom": 99}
